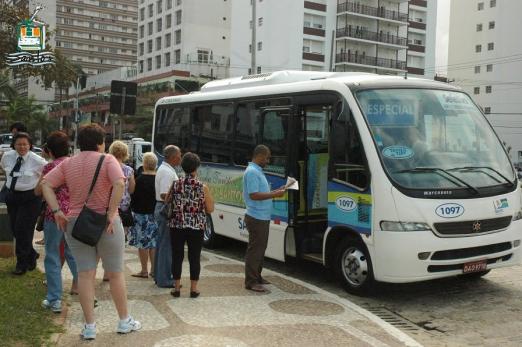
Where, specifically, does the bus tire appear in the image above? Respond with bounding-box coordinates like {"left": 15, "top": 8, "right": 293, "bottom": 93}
{"left": 459, "top": 270, "right": 491, "bottom": 279}
{"left": 203, "top": 214, "right": 221, "bottom": 249}
{"left": 334, "top": 237, "right": 375, "bottom": 295}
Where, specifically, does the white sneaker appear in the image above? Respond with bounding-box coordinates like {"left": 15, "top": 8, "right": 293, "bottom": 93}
{"left": 81, "top": 324, "right": 96, "bottom": 340}
{"left": 42, "top": 299, "right": 62, "bottom": 313}
{"left": 116, "top": 316, "right": 142, "bottom": 334}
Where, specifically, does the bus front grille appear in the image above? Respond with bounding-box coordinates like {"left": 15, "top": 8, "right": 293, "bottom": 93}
{"left": 433, "top": 216, "right": 512, "bottom": 236}
{"left": 430, "top": 242, "right": 512, "bottom": 260}
{"left": 427, "top": 254, "right": 512, "bottom": 272}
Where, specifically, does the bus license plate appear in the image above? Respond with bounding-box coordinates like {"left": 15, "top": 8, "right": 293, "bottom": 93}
{"left": 463, "top": 260, "right": 487, "bottom": 274}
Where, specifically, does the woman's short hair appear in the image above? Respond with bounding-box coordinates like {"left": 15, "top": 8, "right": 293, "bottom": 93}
{"left": 45, "top": 131, "right": 69, "bottom": 158}
{"left": 108, "top": 140, "right": 129, "bottom": 162}
{"left": 181, "top": 152, "right": 200, "bottom": 174}
{"left": 11, "top": 132, "right": 33, "bottom": 150}
{"left": 78, "top": 124, "right": 105, "bottom": 151}
{"left": 142, "top": 152, "right": 158, "bottom": 171}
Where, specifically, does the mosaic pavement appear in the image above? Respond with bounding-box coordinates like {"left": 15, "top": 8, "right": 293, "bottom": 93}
{"left": 35, "top": 243, "right": 422, "bottom": 347}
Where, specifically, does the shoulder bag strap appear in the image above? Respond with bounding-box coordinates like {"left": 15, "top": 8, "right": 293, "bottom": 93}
{"left": 84, "top": 154, "right": 105, "bottom": 206}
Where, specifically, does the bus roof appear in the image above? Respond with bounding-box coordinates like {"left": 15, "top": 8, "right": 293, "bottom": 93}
{"left": 156, "top": 70, "right": 460, "bottom": 106}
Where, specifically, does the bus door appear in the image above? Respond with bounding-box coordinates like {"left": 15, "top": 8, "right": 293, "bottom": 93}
{"left": 289, "top": 104, "right": 331, "bottom": 261}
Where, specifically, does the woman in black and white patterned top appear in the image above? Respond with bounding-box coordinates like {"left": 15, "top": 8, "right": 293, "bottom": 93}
{"left": 166, "top": 152, "right": 214, "bottom": 298}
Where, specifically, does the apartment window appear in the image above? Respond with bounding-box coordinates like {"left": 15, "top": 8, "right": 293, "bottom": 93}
{"left": 139, "top": 25, "right": 144, "bottom": 38}
{"left": 414, "top": 39, "right": 422, "bottom": 45}
{"left": 148, "top": 4, "right": 153, "bottom": 17}
{"left": 176, "top": 10, "right": 182, "bottom": 25}
{"left": 165, "top": 52, "right": 171, "bottom": 66}
{"left": 249, "top": 44, "right": 252, "bottom": 53}
{"left": 139, "top": 60, "right": 144, "bottom": 73}
{"left": 175, "top": 29, "right": 181, "bottom": 44}
{"left": 474, "top": 87, "right": 480, "bottom": 94}
{"left": 165, "top": 33, "right": 171, "bottom": 47}
{"left": 166, "top": 14, "right": 172, "bottom": 28}
{"left": 157, "top": 0, "right": 162, "bottom": 13}
{"left": 257, "top": 41, "right": 262, "bottom": 51}
{"left": 147, "top": 57, "right": 152, "bottom": 71}
{"left": 157, "top": 18, "right": 162, "bottom": 32}
{"left": 478, "top": 2, "right": 484, "bottom": 10}
{"left": 486, "top": 86, "right": 492, "bottom": 93}
{"left": 258, "top": 17, "right": 263, "bottom": 26}
{"left": 167, "top": 0, "right": 172, "bottom": 9}
{"left": 487, "top": 64, "right": 493, "bottom": 72}
{"left": 156, "top": 55, "right": 161, "bottom": 69}
{"left": 484, "top": 107, "right": 491, "bottom": 114}
{"left": 148, "top": 22, "right": 153, "bottom": 35}
{"left": 488, "top": 42, "right": 494, "bottom": 50}
{"left": 139, "top": 8, "right": 144, "bottom": 20}
{"left": 475, "top": 44, "right": 482, "bottom": 53}
{"left": 476, "top": 23, "right": 482, "bottom": 32}
{"left": 489, "top": 21, "right": 495, "bottom": 29}
{"left": 490, "top": 0, "right": 496, "bottom": 7}
{"left": 257, "top": 66, "right": 261, "bottom": 74}
{"left": 139, "top": 43, "right": 144, "bottom": 56}
{"left": 175, "top": 49, "right": 180, "bottom": 64}
{"left": 176, "top": 0, "right": 182, "bottom": 5}
{"left": 147, "top": 39, "right": 153, "bottom": 53}
{"left": 474, "top": 66, "right": 481, "bottom": 74}
{"left": 198, "top": 49, "right": 209, "bottom": 63}
{"left": 156, "top": 37, "right": 162, "bottom": 50}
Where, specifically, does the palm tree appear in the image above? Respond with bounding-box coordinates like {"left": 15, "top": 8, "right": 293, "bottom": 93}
{"left": 0, "top": 71, "right": 17, "bottom": 102}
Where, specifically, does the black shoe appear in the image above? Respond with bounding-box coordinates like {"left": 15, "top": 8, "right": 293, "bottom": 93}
{"left": 12, "top": 268, "right": 26, "bottom": 275}
{"left": 27, "top": 253, "right": 40, "bottom": 271}
{"left": 170, "top": 289, "right": 181, "bottom": 297}
{"left": 190, "top": 291, "right": 200, "bottom": 298}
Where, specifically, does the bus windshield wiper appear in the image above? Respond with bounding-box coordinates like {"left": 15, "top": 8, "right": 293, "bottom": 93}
{"left": 395, "top": 167, "right": 480, "bottom": 194}
{"left": 448, "top": 166, "right": 515, "bottom": 186}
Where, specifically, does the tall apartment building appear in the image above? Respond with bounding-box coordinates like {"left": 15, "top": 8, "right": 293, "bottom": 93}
{"left": 230, "top": 0, "right": 437, "bottom": 78}
{"left": 447, "top": 0, "right": 522, "bottom": 163}
{"left": 10, "top": 0, "right": 138, "bottom": 102}
{"left": 137, "top": 0, "right": 231, "bottom": 81}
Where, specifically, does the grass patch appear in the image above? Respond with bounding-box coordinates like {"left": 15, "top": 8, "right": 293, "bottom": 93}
{"left": 0, "top": 257, "right": 63, "bottom": 347}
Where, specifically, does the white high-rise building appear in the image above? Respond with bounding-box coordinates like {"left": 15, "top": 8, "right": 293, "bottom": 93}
{"left": 137, "top": 0, "right": 231, "bottom": 80}
{"left": 230, "top": 0, "right": 438, "bottom": 78}
{"left": 447, "top": 0, "right": 522, "bottom": 163}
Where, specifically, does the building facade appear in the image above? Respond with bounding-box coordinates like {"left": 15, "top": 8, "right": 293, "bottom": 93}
{"left": 447, "top": 0, "right": 522, "bottom": 163}
{"left": 137, "top": 0, "right": 231, "bottom": 80}
{"left": 230, "top": 0, "right": 437, "bottom": 78}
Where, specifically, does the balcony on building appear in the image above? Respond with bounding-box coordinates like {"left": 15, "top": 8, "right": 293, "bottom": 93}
{"left": 303, "top": 52, "right": 325, "bottom": 62}
{"left": 304, "top": 1, "right": 327, "bottom": 12}
{"left": 409, "top": 20, "right": 426, "bottom": 30}
{"left": 408, "top": 43, "right": 425, "bottom": 53}
{"left": 407, "top": 66, "right": 425, "bottom": 75}
{"left": 336, "top": 26, "right": 407, "bottom": 48}
{"left": 409, "top": 0, "right": 427, "bottom": 8}
{"left": 304, "top": 26, "right": 326, "bottom": 37}
{"left": 337, "top": 1, "right": 409, "bottom": 24}
{"left": 335, "top": 51, "right": 406, "bottom": 71}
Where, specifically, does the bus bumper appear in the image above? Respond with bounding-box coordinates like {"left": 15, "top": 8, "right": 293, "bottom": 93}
{"left": 371, "top": 222, "right": 522, "bottom": 283}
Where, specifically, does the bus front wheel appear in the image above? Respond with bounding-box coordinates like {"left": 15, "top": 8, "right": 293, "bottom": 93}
{"left": 203, "top": 214, "right": 221, "bottom": 249}
{"left": 334, "top": 238, "right": 375, "bottom": 295}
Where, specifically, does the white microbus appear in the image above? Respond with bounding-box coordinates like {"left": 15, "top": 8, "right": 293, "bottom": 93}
{"left": 152, "top": 71, "right": 522, "bottom": 294}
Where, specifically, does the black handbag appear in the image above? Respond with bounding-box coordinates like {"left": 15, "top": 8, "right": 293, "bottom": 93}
{"left": 71, "top": 155, "right": 107, "bottom": 246}
{"left": 119, "top": 208, "right": 134, "bottom": 227}
{"left": 0, "top": 184, "right": 8, "bottom": 203}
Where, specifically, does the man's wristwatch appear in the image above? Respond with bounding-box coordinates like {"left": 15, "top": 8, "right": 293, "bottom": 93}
{"left": 52, "top": 207, "right": 62, "bottom": 214}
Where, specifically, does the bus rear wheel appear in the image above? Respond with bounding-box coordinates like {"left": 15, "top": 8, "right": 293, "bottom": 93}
{"left": 203, "top": 214, "right": 221, "bottom": 249}
{"left": 334, "top": 238, "right": 375, "bottom": 295}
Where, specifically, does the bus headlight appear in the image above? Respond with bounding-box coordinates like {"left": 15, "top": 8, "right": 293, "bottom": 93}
{"left": 513, "top": 210, "right": 522, "bottom": 221}
{"left": 380, "top": 221, "right": 431, "bottom": 232}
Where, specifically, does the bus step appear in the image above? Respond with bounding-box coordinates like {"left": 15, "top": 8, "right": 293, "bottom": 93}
{"left": 302, "top": 253, "right": 323, "bottom": 264}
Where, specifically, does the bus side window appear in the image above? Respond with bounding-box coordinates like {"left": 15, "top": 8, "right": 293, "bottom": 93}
{"left": 330, "top": 107, "right": 368, "bottom": 189}
{"left": 234, "top": 103, "right": 260, "bottom": 166}
{"left": 262, "top": 110, "right": 289, "bottom": 175}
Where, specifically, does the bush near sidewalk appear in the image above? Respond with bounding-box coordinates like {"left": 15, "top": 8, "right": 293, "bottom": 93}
{"left": 0, "top": 258, "right": 63, "bottom": 346}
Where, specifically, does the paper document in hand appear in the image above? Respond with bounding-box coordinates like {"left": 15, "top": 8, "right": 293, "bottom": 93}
{"left": 285, "top": 177, "right": 299, "bottom": 190}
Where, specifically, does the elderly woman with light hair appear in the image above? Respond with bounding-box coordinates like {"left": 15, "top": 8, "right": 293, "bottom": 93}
{"left": 128, "top": 152, "right": 159, "bottom": 278}
{"left": 108, "top": 141, "right": 135, "bottom": 228}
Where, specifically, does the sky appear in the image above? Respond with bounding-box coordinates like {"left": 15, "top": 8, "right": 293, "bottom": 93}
{"left": 435, "top": 0, "right": 451, "bottom": 75}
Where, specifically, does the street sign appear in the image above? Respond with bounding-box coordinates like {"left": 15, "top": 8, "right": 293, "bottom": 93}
{"left": 110, "top": 80, "right": 137, "bottom": 115}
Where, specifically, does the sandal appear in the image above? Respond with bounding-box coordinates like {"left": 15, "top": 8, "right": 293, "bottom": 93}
{"left": 131, "top": 272, "right": 149, "bottom": 278}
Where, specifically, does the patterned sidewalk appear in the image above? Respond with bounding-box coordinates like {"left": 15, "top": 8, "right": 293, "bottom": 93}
{"left": 35, "top": 243, "right": 422, "bottom": 347}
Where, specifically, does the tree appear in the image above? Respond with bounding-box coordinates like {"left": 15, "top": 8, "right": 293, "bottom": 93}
{"left": 5, "top": 95, "right": 58, "bottom": 142}
{"left": 0, "top": 71, "right": 17, "bottom": 102}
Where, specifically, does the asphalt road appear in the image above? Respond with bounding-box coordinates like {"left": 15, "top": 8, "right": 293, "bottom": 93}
{"left": 208, "top": 238, "right": 522, "bottom": 347}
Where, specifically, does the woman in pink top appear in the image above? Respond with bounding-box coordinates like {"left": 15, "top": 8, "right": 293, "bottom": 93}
{"left": 41, "top": 124, "right": 141, "bottom": 340}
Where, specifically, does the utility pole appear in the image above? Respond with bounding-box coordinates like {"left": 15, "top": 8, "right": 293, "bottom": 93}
{"left": 73, "top": 75, "right": 80, "bottom": 153}
{"left": 250, "top": 0, "right": 256, "bottom": 74}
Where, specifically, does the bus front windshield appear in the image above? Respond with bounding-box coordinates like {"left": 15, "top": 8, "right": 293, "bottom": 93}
{"left": 355, "top": 88, "right": 515, "bottom": 195}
